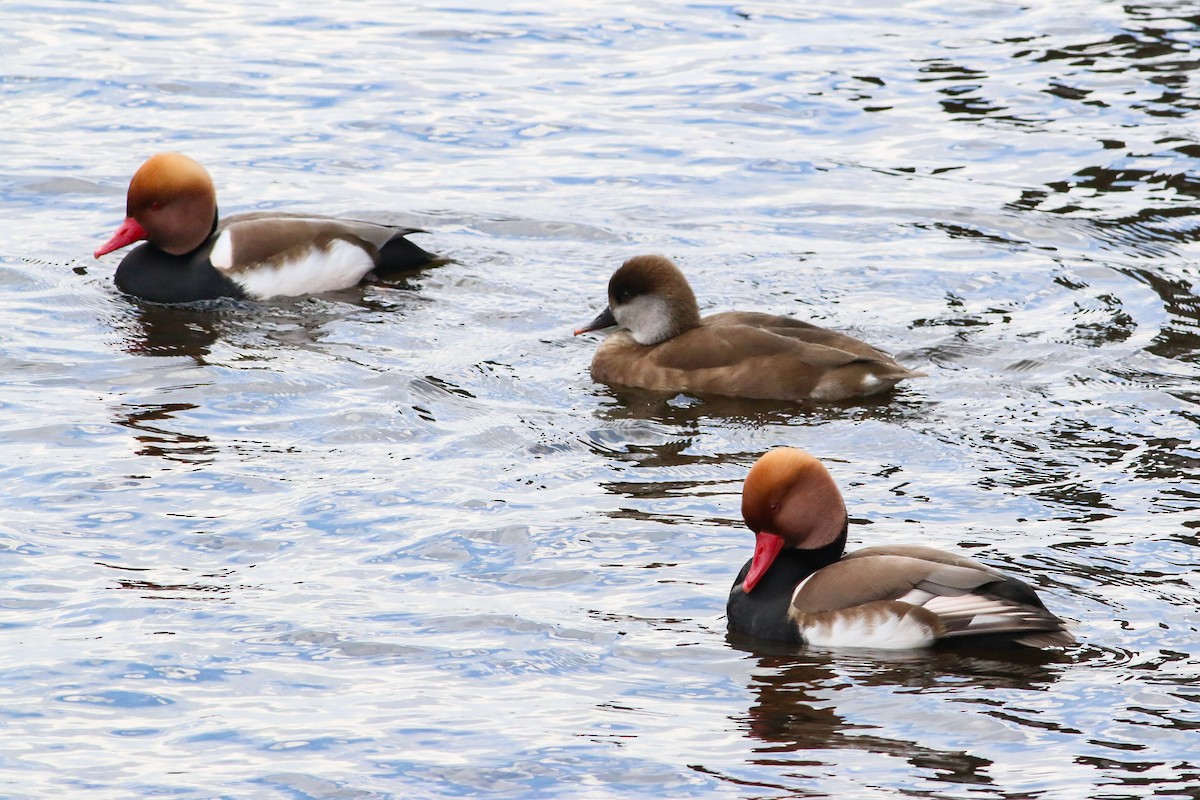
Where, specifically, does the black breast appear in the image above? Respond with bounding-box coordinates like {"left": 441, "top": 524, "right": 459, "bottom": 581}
{"left": 726, "top": 553, "right": 809, "bottom": 643}
{"left": 114, "top": 243, "right": 246, "bottom": 304}
{"left": 726, "top": 527, "right": 849, "bottom": 644}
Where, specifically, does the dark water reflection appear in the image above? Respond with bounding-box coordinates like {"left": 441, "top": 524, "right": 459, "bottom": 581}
{"left": 114, "top": 402, "right": 217, "bottom": 464}
{"left": 722, "top": 638, "right": 1200, "bottom": 798}
{"left": 2, "top": 0, "right": 1200, "bottom": 798}
{"left": 120, "top": 302, "right": 227, "bottom": 361}
{"left": 733, "top": 646, "right": 1068, "bottom": 795}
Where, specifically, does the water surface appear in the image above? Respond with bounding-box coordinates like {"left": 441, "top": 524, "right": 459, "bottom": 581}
{"left": 1, "top": 1, "right": 1198, "bottom": 798}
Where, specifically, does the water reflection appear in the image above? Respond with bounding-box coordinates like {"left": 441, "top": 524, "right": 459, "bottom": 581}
{"left": 118, "top": 301, "right": 227, "bottom": 362}
{"left": 113, "top": 272, "right": 437, "bottom": 363}
{"left": 917, "top": 59, "right": 1009, "bottom": 122}
{"left": 1027, "top": 16, "right": 1200, "bottom": 105}
{"left": 100, "top": 561, "right": 244, "bottom": 600}
{"left": 8, "top": 1, "right": 1200, "bottom": 797}
{"left": 588, "top": 386, "right": 931, "bottom": 446}
{"left": 730, "top": 640, "right": 1069, "bottom": 792}
{"left": 1124, "top": 266, "right": 1200, "bottom": 364}
{"left": 604, "top": 383, "right": 930, "bottom": 419}
{"left": 114, "top": 402, "right": 216, "bottom": 465}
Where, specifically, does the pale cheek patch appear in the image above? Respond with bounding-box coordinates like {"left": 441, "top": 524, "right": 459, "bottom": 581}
{"left": 619, "top": 296, "right": 675, "bottom": 345}
{"left": 226, "top": 239, "right": 375, "bottom": 300}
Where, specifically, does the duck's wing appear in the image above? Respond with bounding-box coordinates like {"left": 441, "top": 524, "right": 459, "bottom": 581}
{"left": 650, "top": 325, "right": 868, "bottom": 372}
{"left": 843, "top": 544, "right": 1005, "bottom": 575}
{"left": 221, "top": 212, "right": 423, "bottom": 243}
{"left": 212, "top": 214, "right": 437, "bottom": 283}
{"left": 638, "top": 325, "right": 921, "bottom": 401}
{"left": 703, "top": 310, "right": 824, "bottom": 329}
{"left": 703, "top": 311, "right": 899, "bottom": 362}
{"left": 791, "top": 550, "right": 1074, "bottom": 649}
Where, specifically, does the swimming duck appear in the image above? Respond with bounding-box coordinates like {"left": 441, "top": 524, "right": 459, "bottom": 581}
{"left": 727, "top": 448, "right": 1075, "bottom": 649}
{"left": 574, "top": 255, "right": 923, "bottom": 402}
{"left": 94, "top": 152, "right": 439, "bottom": 303}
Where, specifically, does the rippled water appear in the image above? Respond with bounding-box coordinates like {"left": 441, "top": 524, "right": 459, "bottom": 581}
{"left": 2, "top": 1, "right": 1199, "bottom": 797}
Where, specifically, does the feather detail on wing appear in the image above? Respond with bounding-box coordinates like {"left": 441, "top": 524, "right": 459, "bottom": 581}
{"left": 590, "top": 324, "right": 918, "bottom": 402}
{"left": 204, "top": 213, "right": 432, "bottom": 298}
{"left": 918, "top": 593, "right": 1067, "bottom": 639}
{"left": 220, "top": 212, "right": 420, "bottom": 251}
{"left": 791, "top": 555, "right": 999, "bottom": 612}
{"left": 214, "top": 214, "right": 407, "bottom": 273}
{"left": 651, "top": 326, "right": 866, "bottom": 372}
{"left": 790, "top": 550, "right": 1073, "bottom": 648}
{"left": 703, "top": 311, "right": 896, "bottom": 360}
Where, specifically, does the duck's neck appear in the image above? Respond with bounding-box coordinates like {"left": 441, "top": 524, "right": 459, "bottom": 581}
{"left": 727, "top": 523, "right": 848, "bottom": 643}
{"left": 662, "top": 289, "right": 702, "bottom": 341}
{"left": 154, "top": 207, "right": 220, "bottom": 258}
{"left": 795, "top": 521, "right": 848, "bottom": 571}
{"left": 195, "top": 207, "right": 219, "bottom": 254}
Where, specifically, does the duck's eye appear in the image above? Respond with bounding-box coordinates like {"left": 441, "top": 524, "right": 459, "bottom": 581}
{"left": 150, "top": 201, "right": 163, "bottom": 211}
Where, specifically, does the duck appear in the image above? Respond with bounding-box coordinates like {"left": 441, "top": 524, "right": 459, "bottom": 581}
{"left": 94, "top": 152, "right": 440, "bottom": 303}
{"left": 574, "top": 255, "right": 923, "bottom": 402}
{"left": 726, "top": 448, "right": 1075, "bottom": 649}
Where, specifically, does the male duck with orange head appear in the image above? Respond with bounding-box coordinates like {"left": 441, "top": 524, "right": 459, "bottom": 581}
{"left": 727, "top": 448, "right": 1075, "bottom": 649}
{"left": 95, "top": 153, "right": 439, "bottom": 303}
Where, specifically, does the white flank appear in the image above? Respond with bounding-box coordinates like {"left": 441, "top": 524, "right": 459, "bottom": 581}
{"left": 803, "top": 611, "right": 935, "bottom": 650}
{"left": 227, "top": 239, "right": 375, "bottom": 300}
{"left": 858, "top": 373, "right": 883, "bottom": 392}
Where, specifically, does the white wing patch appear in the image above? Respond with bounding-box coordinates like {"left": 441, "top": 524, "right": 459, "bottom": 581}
{"left": 210, "top": 230, "right": 234, "bottom": 270}
{"left": 223, "top": 238, "right": 375, "bottom": 300}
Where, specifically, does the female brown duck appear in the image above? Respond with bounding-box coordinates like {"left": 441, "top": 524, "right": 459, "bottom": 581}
{"left": 727, "top": 448, "right": 1074, "bottom": 649}
{"left": 575, "top": 255, "right": 923, "bottom": 402}
{"left": 95, "top": 153, "right": 439, "bottom": 303}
